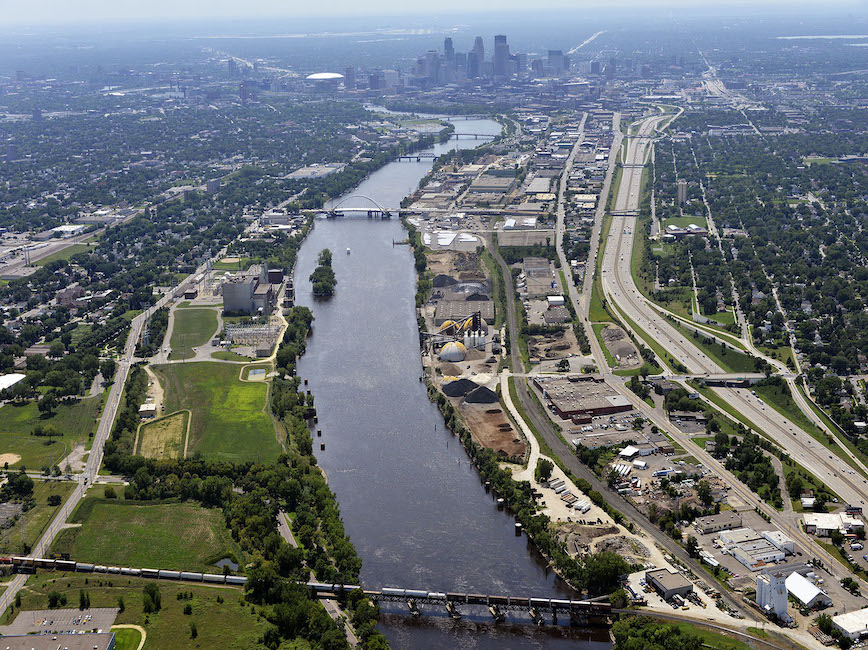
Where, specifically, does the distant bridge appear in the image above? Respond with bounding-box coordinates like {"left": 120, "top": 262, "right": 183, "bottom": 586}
{"left": 396, "top": 152, "right": 438, "bottom": 162}
{"left": 327, "top": 194, "right": 394, "bottom": 218}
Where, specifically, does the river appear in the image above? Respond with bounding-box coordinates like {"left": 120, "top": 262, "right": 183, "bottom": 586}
{"left": 294, "top": 116, "right": 612, "bottom": 649}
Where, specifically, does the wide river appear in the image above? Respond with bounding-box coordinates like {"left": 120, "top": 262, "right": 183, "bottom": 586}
{"left": 294, "top": 116, "right": 612, "bottom": 649}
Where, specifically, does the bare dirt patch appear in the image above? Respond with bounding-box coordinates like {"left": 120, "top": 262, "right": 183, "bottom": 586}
{"left": 459, "top": 402, "right": 526, "bottom": 459}
{"left": 426, "top": 250, "right": 485, "bottom": 280}
{"left": 529, "top": 328, "right": 581, "bottom": 361}
{"left": 593, "top": 534, "right": 651, "bottom": 562}
{"left": 0, "top": 453, "right": 21, "bottom": 467}
{"left": 601, "top": 325, "right": 641, "bottom": 368}
{"left": 556, "top": 523, "right": 619, "bottom": 555}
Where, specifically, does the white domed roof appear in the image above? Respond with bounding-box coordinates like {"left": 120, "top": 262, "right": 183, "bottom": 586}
{"left": 439, "top": 341, "right": 467, "bottom": 362}
{"left": 306, "top": 72, "right": 344, "bottom": 80}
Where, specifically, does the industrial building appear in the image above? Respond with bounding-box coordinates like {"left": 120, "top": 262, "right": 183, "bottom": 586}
{"left": 756, "top": 571, "right": 790, "bottom": 621}
{"left": 533, "top": 376, "right": 632, "bottom": 419}
{"left": 0, "top": 634, "right": 116, "bottom": 650}
{"left": 221, "top": 264, "right": 278, "bottom": 315}
{"left": 803, "top": 512, "right": 865, "bottom": 536}
{"left": 833, "top": 609, "right": 868, "bottom": 641}
{"left": 694, "top": 511, "right": 743, "bottom": 535}
{"left": 785, "top": 571, "right": 832, "bottom": 609}
{"left": 645, "top": 569, "right": 692, "bottom": 600}
{"left": 718, "top": 527, "right": 787, "bottom": 571}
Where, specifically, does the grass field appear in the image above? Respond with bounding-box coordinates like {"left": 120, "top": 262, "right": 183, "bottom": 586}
{"left": 34, "top": 244, "right": 95, "bottom": 266}
{"left": 210, "top": 350, "right": 255, "bottom": 362}
{"left": 212, "top": 257, "right": 261, "bottom": 271}
{"left": 0, "top": 480, "right": 75, "bottom": 555}
{"left": 112, "top": 628, "right": 142, "bottom": 650}
{"left": 53, "top": 498, "right": 244, "bottom": 572}
{"left": 152, "top": 362, "right": 280, "bottom": 462}
{"left": 4, "top": 573, "right": 270, "bottom": 650}
{"left": 169, "top": 309, "right": 218, "bottom": 360}
{"left": 661, "top": 215, "right": 708, "bottom": 229}
{"left": 671, "top": 621, "right": 750, "bottom": 650}
{"left": 669, "top": 319, "right": 758, "bottom": 373}
{"left": 0, "top": 395, "right": 103, "bottom": 468}
{"left": 136, "top": 411, "right": 188, "bottom": 459}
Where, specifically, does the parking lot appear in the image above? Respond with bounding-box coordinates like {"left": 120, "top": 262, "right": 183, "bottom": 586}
{"left": 0, "top": 607, "right": 119, "bottom": 636}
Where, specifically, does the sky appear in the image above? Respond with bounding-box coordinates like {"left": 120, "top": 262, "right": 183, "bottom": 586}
{"left": 2, "top": 0, "right": 865, "bottom": 27}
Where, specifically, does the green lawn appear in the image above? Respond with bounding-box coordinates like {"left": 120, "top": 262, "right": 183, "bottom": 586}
{"left": 592, "top": 323, "right": 616, "bottom": 368}
{"left": 112, "top": 628, "right": 142, "bottom": 650}
{"left": 670, "top": 319, "right": 758, "bottom": 373}
{"left": 661, "top": 215, "right": 707, "bottom": 229}
{"left": 169, "top": 309, "right": 218, "bottom": 360}
{"left": 211, "top": 350, "right": 255, "bottom": 362}
{"left": 34, "top": 244, "right": 95, "bottom": 266}
{"left": 5, "top": 573, "right": 270, "bottom": 650}
{"left": 152, "top": 362, "right": 280, "bottom": 463}
{"left": 0, "top": 395, "right": 103, "bottom": 468}
{"left": 671, "top": 622, "right": 750, "bottom": 650}
{"left": 212, "top": 257, "right": 261, "bottom": 271}
{"left": 53, "top": 498, "right": 244, "bottom": 572}
{"left": 0, "top": 480, "right": 75, "bottom": 555}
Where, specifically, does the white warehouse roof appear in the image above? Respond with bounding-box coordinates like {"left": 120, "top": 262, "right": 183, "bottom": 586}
{"left": 0, "top": 373, "right": 26, "bottom": 391}
{"left": 833, "top": 608, "right": 868, "bottom": 640}
{"left": 785, "top": 572, "right": 830, "bottom": 607}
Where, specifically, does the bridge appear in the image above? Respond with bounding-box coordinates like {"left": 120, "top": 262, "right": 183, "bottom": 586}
{"left": 396, "top": 152, "right": 438, "bottom": 162}
{"left": 326, "top": 194, "right": 395, "bottom": 219}
{"left": 1, "top": 556, "right": 610, "bottom": 625}
{"left": 451, "top": 133, "right": 491, "bottom": 139}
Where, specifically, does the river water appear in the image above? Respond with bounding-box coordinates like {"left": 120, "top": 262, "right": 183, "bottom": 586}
{"left": 294, "top": 117, "right": 612, "bottom": 649}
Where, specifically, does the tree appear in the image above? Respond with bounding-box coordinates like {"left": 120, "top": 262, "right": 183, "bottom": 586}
{"left": 535, "top": 458, "right": 554, "bottom": 483}
{"left": 117, "top": 596, "right": 125, "bottom": 613}
{"left": 143, "top": 584, "right": 161, "bottom": 613}
{"left": 79, "top": 589, "right": 90, "bottom": 610}
{"left": 37, "top": 393, "right": 57, "bottom": 417}
{"left": 816, "top": 613, "right": 833, "bottom": 635}
{"left": 104, "top": 486, "right": 117, "bottom": 499}
{"left": 581, "top": 551, "right": 631, "bottom": 596}
{"left": 686, "top": 535, "right": 699, "bottom": 558}
{"left": 610, "top": 588, "right": 630, "bottom": 608}
{"left": 317, "top": 248, "right": 333, "bottom": 267}
{"left": 100, "top": 358, "right": 116, "bottom": 383}
{"left": 47, "top": 495, "right": 61, "bottom": 506}
{"left": 696, "top": 480, "right": 712, "bottom": 507}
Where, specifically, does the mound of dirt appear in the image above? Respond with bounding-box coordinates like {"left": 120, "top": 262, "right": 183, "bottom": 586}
{"left": 442, "top": 378, "right": 479, "bottom": 397}
{"left": 440, "top": 363, "right": 463, "bottom": 376}
{"left": 602, "top": 326, "right": 625, "bottom": 342}
{"left": 464, "top": 348, "right": 485, "bottom": 361}
{"left": 465, "top": 386, "right": 499, "bottom": 404}
{"left": 432, "top": 274, "right": 457, "bottom": 288}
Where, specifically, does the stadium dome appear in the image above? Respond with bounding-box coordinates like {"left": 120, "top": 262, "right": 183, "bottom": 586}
{"left": 439, "top": 341, "right": 467, "bottom": 363}
{"left": 306, "top": 72, "right": 345, "bottom": 80}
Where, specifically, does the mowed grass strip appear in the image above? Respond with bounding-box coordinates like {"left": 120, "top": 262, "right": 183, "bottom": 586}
{"left": 153, "top": 362, "right": 280, "bottom": 463}
{"left": 52, "top": 498, "right": 243, "bottom": 572}
{"left": 0, "top": 395, "right": 103, "bottom": 468}
{"left": 137, "top": 411, "right": 188, "bottom": 459}
{"left": 169, "top": 308, "right": 218, "bottom": 360}
{"left": 5, "top": 573, "right": 269, "bottom": 650}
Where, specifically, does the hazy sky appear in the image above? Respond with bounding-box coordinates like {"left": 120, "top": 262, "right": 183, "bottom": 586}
{"left": 2, "top": 0, "right": 864, "bottom": 27}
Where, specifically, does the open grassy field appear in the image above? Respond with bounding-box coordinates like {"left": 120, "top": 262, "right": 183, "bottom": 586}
{"left": 169, "top": 308, "right": 218, "bottom": 360}
{"left": 670, "top": 621, "right": 750, "bottom": 650}
{"left": 34, "top": 244, "right": 95, "bottom": 266}
{"left": 0, "top": 395, "right": 103, "bottom": 468}
{"left": 211, "top": 350, "right": 255, "bottom": 362}
{"left": 112, "top": 628, "right": 143, "bottom": 650}
{"left": 0, "top": 480, "right": 75, "bottom": 555}
{"left": 3, "top": 573, "right": 270, "bottom": 650}
{"left": 152, "top": 362, "right": 280, "bottom": 462}
{"left": 136, "top": 411, "right": 188, "bottom": 459}
{"left": 212, "top": 257, "right": 261, "bottom": 271}
{"left": 52, "top": 498, "right": 244, "bottom": 572}
{"left": 661, "top": 215, "right": 708, "bottom": 229}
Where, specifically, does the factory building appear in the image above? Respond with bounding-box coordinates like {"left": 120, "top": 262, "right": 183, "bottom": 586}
{"left": 803, "top": 512, "right": 864, "bottom": 536}
{"left": 833, "top": 609, "right": 868, "bottom": 641}
{"left": 756, "top": 571, "right": 790, "bottom": 621}
{"left": 645, "top": 569, "right": 692, "bottom": 600}
{"left": 222, "top": 264, "right": 278, "bottom": 315}
{"left": 694, "top": 511, "right": 742, "bottom": 535}
{"left": 533, "top": 376, "right": 632, "bottom": 419}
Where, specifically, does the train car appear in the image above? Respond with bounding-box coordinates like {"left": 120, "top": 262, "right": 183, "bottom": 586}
{"left": 381, "top": 588, "right": 405, "bottom": 597}
{"left": 428, "top": 592, "right": 447, "bottom": 600}
{"left": 225, "top": 575, "right": 247, "bottom": 585}
{"left": 446, "top": 593, "right": 467, "bottom": 603}
{"left": 56, "top": 560, "right": 76, "bottom": 572}
{"left": 11, "top": 557, "right": 30, "bottom": 566}
{"left": 107, "top": 566, "right": 121, "bottom": 574}
{"left": 76, "top": 563, "right": 94, "bottom": 573}
{"left": 529, "top": 597, "right": 550, "bottom": 608}
{"left": 202, "top": 574, "right": 225, "bottom": 583}
{"left": 94, "top": 565, "right": 108, "bottom": 573}
{"left": 141, "top": 568, "right": 159, "bottom": 579}
{"left": 34, "top": 558, "right": 55, "bottom": 569}
{"left": 405, "top": 590, "right": 428, "bottom": 599}
{"left": 550, "top": 598, "right": 572, "bottom": 608}
{"left": 158, "top": 570, "right": 181, "bottom": 580}
{"left": 120, "top": 568, "right": 141, "bottom": 576}
{"left": 307, "top": 582, "right": 332, "bottom": 592}
{"left": 179, "top": 572, "right": 204, "bottom": 582}
{"left": 466, "top": 593, "right": 488, "bottom": 605}
{"left": 488, "top": 595, "right": 510, "bottom": 606}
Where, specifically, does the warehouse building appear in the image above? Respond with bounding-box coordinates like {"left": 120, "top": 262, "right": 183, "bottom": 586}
{"left": 645, "top": 569, "right": 693, "bottom": 600}
{"left": 0, "top": 634, "right": 116, "bottom": 650}
{"left": 694, "top": 511, "right": 742, "bottom": 535}
{"left": 222, "top": 264, "right": 278, "bottom": 315}
{"left": 534, "top": 376, "right": 632, "bottom": 419}
{"left": 803, "top": 512, "right": 864, "bottom": 536}
{"left": 833, "top": 609, "right": 868, "bottom": 641}
{"left": 785, "top": 572, "right": 831, "bottom": 609}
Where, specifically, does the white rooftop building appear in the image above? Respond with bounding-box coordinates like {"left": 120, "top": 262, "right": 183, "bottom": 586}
{"left": 785, "top": 571, "right": 832, "bottom": 609}
{"left": 0, "top": 373, "right": 26, "bottom": 392}
{"left": 803, "top": 512, "right": 864, "bottom": 536}
{"left": 833, "top": 609, "right": 868, "bottom": 641}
